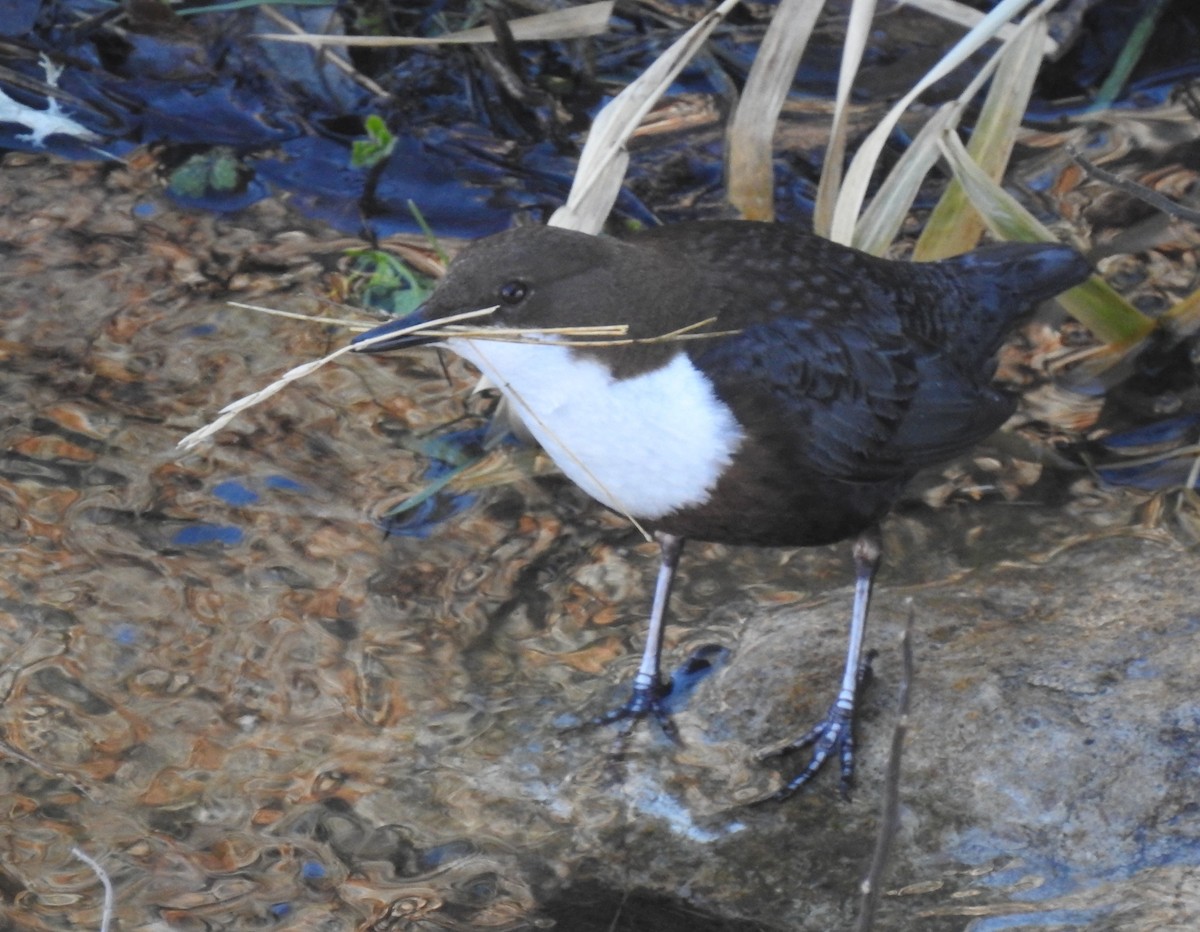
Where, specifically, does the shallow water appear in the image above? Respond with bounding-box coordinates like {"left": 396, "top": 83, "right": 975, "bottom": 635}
{"left": 3, "top": 152, "right": 1200, "bottom": 932}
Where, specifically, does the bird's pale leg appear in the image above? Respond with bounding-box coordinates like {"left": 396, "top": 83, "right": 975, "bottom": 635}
{"left": 590, "top": 532, "right": 685, "bottom": 742}
{"left": 762, "top": 527, "right": 882, "bottom": 798}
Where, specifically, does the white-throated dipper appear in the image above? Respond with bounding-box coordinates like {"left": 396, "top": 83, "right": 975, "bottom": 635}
{"left": 353, "top": 220, "right": 1091, "bottom": 798}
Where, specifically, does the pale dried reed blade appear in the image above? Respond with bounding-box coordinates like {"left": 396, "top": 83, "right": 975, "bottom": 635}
{"left": 177, "top": 344, "right": 359, "bottom": 451}
{"left": 899, "top": 0, "right": 1060, "bottom": 55}
{"left": 830, "top": 0, "right": 1039, "bottom": 245}
{"left": 552, "top": 331, "right": 742, "bottom": 348}
{"left": 550, "top": 0, "right": 742, "bottom": 234}
{"left": 913, "top": 7, "right": 1049, "bottom": 259}
{"left": 384, "top": 447, "right": 556, "bottom": 520}
{"left": 855, "top": 0, "right": 1058, "bottom": 253}
{"left": 486, "top": 332, "right": 744, "bottom": 348}
{"left": 660, "top": 316, "right": 720, "bottom": 336}
{"left": 646, "top": 330, "right": 743, "bottom": 343}
{"left": 258, "top": 2, "right": 615, "bottom": 47}
{"left": 590, "top": 316, "right": 742, "bottom": 345}
{"left": 726, "top": 0, "right": 826, "bottom": 221}
{"left": 257, "top": 6, "right": 387, "bottom": 98}
{"left": 852, "top": 102, "right": 962, "bottom": 256}
{"left": 71, "top": 847, "right": 114, "bottom": 932}
{"left": 812, "top": 0, "right": 879, "bottom": 237}
{"left": 177, "top": 306, "right": 499, "bottom": 451}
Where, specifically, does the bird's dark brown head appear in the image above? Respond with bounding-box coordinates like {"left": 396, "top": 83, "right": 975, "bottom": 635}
{"left": 429, "top": 225, "right": 668, "bottom": 333}
{"left": 352, "top": 225, "right": 705, "bottom": 357}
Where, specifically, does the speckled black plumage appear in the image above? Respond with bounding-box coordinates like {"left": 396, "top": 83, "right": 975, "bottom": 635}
{"left": 631, "top": 222, "right": 1090, "bottom": 545}
{"left": 395, "top": 221, "right": 1090, "bottom": 546}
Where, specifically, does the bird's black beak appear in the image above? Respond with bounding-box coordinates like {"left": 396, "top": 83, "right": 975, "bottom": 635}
{"left": 351, "top": 304, "right": 440, "bottom": 353}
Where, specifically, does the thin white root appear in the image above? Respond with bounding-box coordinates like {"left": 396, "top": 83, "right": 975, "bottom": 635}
{"left": 71, "top": 846, "right": 114, "bottom": 932}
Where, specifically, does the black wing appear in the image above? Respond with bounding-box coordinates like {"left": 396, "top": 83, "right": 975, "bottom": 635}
{"left": 692, "top": 316, "right": 1014, "bottom": 483}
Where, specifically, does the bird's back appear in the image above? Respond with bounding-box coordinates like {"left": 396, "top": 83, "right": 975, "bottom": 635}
{"left": 631, "top": 221, "right": 1087, "bottom": 367}
{"left": 624, "top": 223, "right": 1090, "bottom": 545}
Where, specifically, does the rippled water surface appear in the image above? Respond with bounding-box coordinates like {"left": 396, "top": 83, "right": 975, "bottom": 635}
{"left": 3, "top": 146, "right": 1200, "bottom": 931}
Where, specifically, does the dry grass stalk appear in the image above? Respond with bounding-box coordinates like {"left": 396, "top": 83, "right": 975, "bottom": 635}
{"left": 176, "top": 305, "right": 498, "bottom": 451}
{"left": 256, "top": 2, "right": 615, "bottom": 48}
{"left": 176, "top": 304, "right": 739, "bottom": 452}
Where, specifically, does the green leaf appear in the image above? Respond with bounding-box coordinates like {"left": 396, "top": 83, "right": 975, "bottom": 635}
{"left": 350, "top": 115, "right": 396, "bottom": 169}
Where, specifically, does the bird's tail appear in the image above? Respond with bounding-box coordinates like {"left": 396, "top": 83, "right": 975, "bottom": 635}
{"left": 927, "top": 241, "right": 1092, "bottom": 363}
{"left": 951, "top": 241, "right": 1091, "bottom": 307}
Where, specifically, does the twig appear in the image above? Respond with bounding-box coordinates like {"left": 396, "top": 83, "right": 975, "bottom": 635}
{"left": 855, "top": 602, "right": 915, "bottom": 932}
{"left": 256, "top": 2, "right": 614, "bottom": 47}
{"left": 71, "top": 847, "right": 114, "bottom": 932}
{"left": 0, "top": 736, "right": 98, "bottom": 802}
{"left": 258, "top": 6, "right": 388, "bottom": 98}
{"left": 1066, "top": 146, "right": 1200, "bottom": 226}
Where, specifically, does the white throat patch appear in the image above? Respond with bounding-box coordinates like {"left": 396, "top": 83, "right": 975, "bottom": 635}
{"left": 446, "top": 337, "right": 744, "bottom": 520}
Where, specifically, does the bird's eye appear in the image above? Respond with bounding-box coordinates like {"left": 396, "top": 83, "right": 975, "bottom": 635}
{"left": 498, "top": 280, "right": 528, "bottom": 305}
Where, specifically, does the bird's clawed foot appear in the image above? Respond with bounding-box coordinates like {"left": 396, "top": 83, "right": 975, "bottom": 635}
{"left": 756, "top": 651, "right": 875, "bottom": 801}
{"left": 756, "top": 701, "right": 857, "bottom": 801}
{"left": 587, "top": 675, "right": 681, "bottom": 745}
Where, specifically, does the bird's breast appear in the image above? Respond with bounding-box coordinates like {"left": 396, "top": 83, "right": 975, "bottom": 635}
{"left": 446, "top": 337, "right": 745, "bottom": 520}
